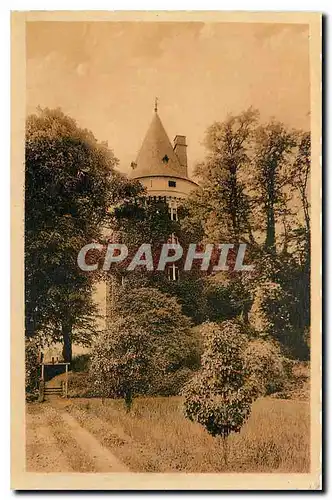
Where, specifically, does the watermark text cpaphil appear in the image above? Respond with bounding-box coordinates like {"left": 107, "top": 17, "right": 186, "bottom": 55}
{"left": 77, "top": 243, "right": 254, "bottom": 272}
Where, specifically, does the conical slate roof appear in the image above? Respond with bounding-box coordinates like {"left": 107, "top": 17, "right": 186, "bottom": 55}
{"left": 131, "top": 111, "right": 188, "bottom": 180}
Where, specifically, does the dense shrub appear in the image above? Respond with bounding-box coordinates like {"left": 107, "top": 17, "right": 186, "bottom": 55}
{"left": 183, "top": 321, "right": 257, "bottom": 464}
{"left": 148, "top": 368, "right": 195, "bottom": 397}
{"left": 25, "top": 338, "right": 40, "bottom": 399}
{"left": 67, "top": 372, "right": 98, "bottom": 398}
{"left": 249, "top": 270, "right": 310, "bottom": 360}
{"left": 90, "top": 318, "right": 156, "bottom": 410}
{"left": 243, "top": 338, "right": 287, "bottom": 396}
{"left": 71, "top": 354, "right": 90, "bottom": 372}
{"left": 105, "top": 286, "right": 201, "bottom": 399}
{"left": 204, "top": 280, "right": 244, "bottom": 322}
{"left": 113, "top": 286, "right": 197, "bottom": 372}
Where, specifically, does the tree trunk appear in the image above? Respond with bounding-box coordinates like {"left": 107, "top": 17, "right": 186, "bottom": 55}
{"left": 62, "top": 320, "right": 72, "bottom": 363}
{"left": 229, "top": 168, "right": 239, "bottom": 243}
{"left": 264, "top": 159, "right": 277, "bottom": 253}
{"left": 222, "top": 435, "right": 229, "bottom": 467}
{"left": 265, "top": 201, "right": 276, "bottom": 252}
{"left": 124, "top": 390, "right": 133, "bottom": 413}
{"left": 241, "top": 303, "right": 250, "bottom": 325}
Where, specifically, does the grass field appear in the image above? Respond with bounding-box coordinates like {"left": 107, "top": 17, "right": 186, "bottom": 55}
{"left": 49, "top": 395, "right": 310, "bottom": 473}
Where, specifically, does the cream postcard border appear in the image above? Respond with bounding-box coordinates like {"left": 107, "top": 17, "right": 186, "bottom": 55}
{"left": 11, "top": 10, "right": 322, "bottom": 490}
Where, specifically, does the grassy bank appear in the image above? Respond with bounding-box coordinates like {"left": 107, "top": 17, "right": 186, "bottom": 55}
{"left": 60, "top": 396, "right": 309, "bottom": 473}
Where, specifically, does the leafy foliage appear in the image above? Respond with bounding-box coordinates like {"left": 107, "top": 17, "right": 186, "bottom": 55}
{"left": 25, "top": 107, "right": 123, "bottom": 360}
{"left": 248, "top": 252, "right": 310, "bottom": 359}
{"left": 183, "top": 321, "right": 257, "bottom": 464}
{"left": 90, "top": 318, "right": 155, "bottom": 411}
{"left": 71, "top": 354, "right": 91, "bottom": 372}
{"left": 107, "top": 197, "right": 177, "bottom": 284}
{"left": 243, "top": 338, "right": 286, "bottom": 396}
{"left": 186, "top": 108, "right": 259, "bottom": 244}
{"left": 25, "top": 338, "right": 40, "bottom": 397}
{"left": 149, "top": 272, "right": 207, "bottom": 325}
{"left": 147, "top": 367, "right": 195, "bottom": 397}
{"left": 251, "top": 121, "right": 297, "bottom": 251}
{"left": 112, "top": 286, "right": 198, "bottom": 372}
{"left": 180, "top": 110, "right": 310, "bottom": 359}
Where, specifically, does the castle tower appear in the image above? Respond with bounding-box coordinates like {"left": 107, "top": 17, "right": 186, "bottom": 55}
{"left": 128, "top": 102, "right": 198, "bottom": 282}
{"left": 105, "top": 103, "right": 198, "bottom": 326}
{"left": 130, "top": 102, "right": 197, "bottom": 210}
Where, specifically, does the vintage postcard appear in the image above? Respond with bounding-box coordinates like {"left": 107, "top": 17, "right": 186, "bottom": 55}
{"left": 11, "top": 11, "right": 322, "bottom": 490}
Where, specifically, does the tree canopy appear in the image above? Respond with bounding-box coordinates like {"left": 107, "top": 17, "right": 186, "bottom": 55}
{"left": 25, "top": 107, "right": 126, "bottom": 360}
{"left": 180, "top": 109, "right": 310, "bottom": 359}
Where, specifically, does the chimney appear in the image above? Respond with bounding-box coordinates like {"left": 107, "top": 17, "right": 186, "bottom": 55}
{"left": 173, "top": 135, "right": 187, "bottom": 175}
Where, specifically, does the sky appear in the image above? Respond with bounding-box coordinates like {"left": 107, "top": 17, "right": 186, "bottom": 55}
{"left": 26, "top": 21, "right": 310, "bottom": 176}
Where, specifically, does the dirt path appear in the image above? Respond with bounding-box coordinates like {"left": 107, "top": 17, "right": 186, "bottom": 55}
{"left": 59, "top": 410, "right": 129, "bottom": 472}
{"left": 26, "top": 402, "right": 129, "bottom": 473}
{"left": 26, "top": 408, "right": 73, "bottom": 472}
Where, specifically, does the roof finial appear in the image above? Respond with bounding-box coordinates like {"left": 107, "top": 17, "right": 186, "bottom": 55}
{"left": 154, "top": 97, "right": 158, "bottom": 113}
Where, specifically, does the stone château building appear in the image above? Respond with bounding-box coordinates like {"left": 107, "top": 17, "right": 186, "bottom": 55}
{"left": 100, "top": 103, "right": 198, "bottom": 329}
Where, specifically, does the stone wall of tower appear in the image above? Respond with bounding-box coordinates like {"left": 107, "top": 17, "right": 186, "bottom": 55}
{"left": 137, "top": 176, "right": 197, "bottom": 200}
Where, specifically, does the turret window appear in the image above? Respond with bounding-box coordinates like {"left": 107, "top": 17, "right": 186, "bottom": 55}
{"left": 167, "top": 265, "right": 180, "bottom": 282}
{"left": 168, "top": 206, "right": 178, "bottom": 221}
{"left": 168, "top": 180, "right": 176, "bottom": 187}
{"left": 162, "top": 155, "right": 169, "bottom": 164}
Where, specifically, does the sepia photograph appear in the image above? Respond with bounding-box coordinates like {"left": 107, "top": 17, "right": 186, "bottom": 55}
{"left": 11, "top": 10, "right": 321, "bottom": 490}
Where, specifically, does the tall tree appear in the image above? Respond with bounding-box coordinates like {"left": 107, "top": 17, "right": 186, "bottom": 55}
{"left": 184, "top": 108, "right": 259, "bottom": 244}
{"left": 25, "top": 107, "right": 122, "bottom": 361}
{"left": 180, "top": 109, "right": 259, "bottom": 322}
{"left": 180, "top": 111, "right": 310, "bottom": 357}
{"left": 286, "top": 131, "right": 311, "bottom": 358}
{"left": 289, "top": 131, "right": 311, "bottom": 257}
{"left": 293, "top": 132, "right": 311, "bottom": 236}
{"left": 251, "top": 121, "right": 297, "bottom": 253}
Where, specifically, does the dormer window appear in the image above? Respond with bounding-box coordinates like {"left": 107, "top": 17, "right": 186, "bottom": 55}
{"left": 162, "top": 155, "right": 169, "bottom": 164}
